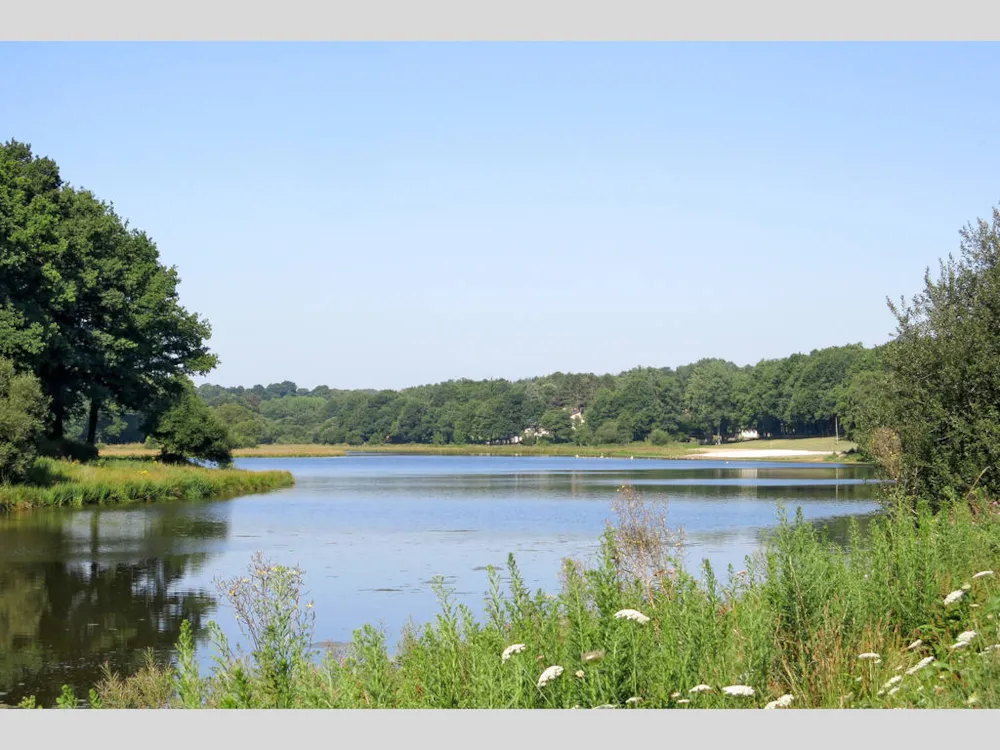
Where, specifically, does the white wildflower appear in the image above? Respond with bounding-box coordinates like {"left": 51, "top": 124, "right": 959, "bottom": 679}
{"left": 676, "top": 699, "right": 690, "bottom": 705}
{"left": 501, "top": 643, "right": 526, "bottom": 662}
{"left": 883, "top": 676, "right": 903, "bottom": 689}
{"left": 950, "top": 640, "right": 970, "bottom": 650}
{"left": 857, "top": 652, "right": 881, "bottom": 662}
{"left": 626, "top": 697, "right": 643, "bottom": 705}
{"left": 581, "top": 649, "right": 605, "bottom": 663}
{"left": 670, "top": 692, "right": 681, "bottom": 699}
{"left": 972, "top": 570, "right": 994, "bottom": 580}
{"left": 888, "top": 687, "right": 900, "bottom": 696}
{"left": 593, "top": 704, "right": 617, "bottom": 709}
{"left": 537, "top": 665, "right": 564, "bottom": 688}
{"left": 688, "top": 684, "right": 714, "bottom": 694}
{"left": 981, "top": 644, "right": 1000, "bottom": 653}
{"left": 722, "top": 685, "right": 755, "bottom": 697}
{"left": 956, "top": 630, "right": 977, "bottom": 644}
{"left": 905, "top": 639, "right": 923, "bottom": 651}
{"left": 613, "top": 608, "right": 651, "bottom": 625}
{"left": 966, "top": 693, "right": 979, "bottom": 706}
{"left": 905, "top": 656, "right": 935, "bottom": 675}
{"left": 961, "top": 583, "right": 972, "bottom": 591}
{"left": 763, "top": 694, "right": 794, "bottom": 709}
{"left": 943, "top": 590, "right": 965, "bottom": 605}
{"left": 574, "top": 670, "right": 585, "bottom": 679}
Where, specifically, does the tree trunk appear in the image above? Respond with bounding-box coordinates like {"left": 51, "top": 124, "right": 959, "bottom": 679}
{"left": 51, "top": 400, "right": 65, "bottom": 440}
{"left": 86, "top": 399, "right": 101, "bottom": 445}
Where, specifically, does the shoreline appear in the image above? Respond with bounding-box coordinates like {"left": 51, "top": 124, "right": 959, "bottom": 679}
{"left": 98, "top": 439, "right": 864, "bottom": 464}
{"left": 0, "top": 458, "right": 295, "bottom": 514}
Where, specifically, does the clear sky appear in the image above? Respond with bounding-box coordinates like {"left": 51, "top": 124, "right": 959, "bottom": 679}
{"left": 3, "top": 43, "right": 999, "bottom": 390}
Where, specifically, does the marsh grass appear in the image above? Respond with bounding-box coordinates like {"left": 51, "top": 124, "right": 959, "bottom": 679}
{"left": 25, "top": 487, "right": 1000, "bottom": 709}
{"left": 0, "top": 457, "right": 294, "bottom": 512}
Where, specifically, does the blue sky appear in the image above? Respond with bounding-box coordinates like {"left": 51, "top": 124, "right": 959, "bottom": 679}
{"left": 3, "top": 43, "right": 999, "bottom": 390}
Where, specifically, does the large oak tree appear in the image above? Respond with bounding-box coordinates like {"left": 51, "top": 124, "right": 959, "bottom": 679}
{"left": 0, "top": 140, "right": 217, "bottom": 444}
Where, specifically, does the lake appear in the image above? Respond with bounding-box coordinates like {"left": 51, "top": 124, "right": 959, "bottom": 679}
{"left": 0, "top": 454, "right": 880, "bottom": 705}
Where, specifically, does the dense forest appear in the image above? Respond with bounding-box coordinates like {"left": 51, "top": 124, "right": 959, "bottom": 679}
{"left": 84, "top": 343, "right": 883, "bottom": 449}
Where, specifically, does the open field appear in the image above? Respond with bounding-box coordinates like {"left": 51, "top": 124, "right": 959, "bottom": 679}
{"left": 0, "top": 458, "right": 294, "bottom": 513}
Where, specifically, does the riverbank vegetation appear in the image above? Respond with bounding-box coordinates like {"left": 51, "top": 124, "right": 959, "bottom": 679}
{"left": 0, "top": 457, "right": 293, "bottom": 513}
{"left": 24, "top": 485, "right": 1000, "bottom": 709}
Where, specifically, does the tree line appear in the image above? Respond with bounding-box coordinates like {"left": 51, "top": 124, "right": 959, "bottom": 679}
{"left": 173, "top": 343, "right": 880, "bottom": 449}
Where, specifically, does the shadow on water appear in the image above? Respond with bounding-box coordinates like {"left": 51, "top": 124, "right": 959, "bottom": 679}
{"left": 0, "top": 504, "right": 229, "bottom": 706}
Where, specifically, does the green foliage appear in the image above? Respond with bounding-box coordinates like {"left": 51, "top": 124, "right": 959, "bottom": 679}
{"left": 881, "top": 205, "right": 1000, "bottom": 504}
{"left": 0, "top": 358, "right": 48, "bottom": 482}
{"left": 0, "top": 140, "right": 217, "bottom": 442}
{"left": 192, "top": 347, "right": 879, "bottom": 451}
{"left": 649, "top": 428, "right": 672, "bottom": 446}
{"left": 213, "top": 403, "right": 269, "bottom": 448}
{"left": 539, "top": 408, "right": 573, "bottom": 443}
{"left": 147, "top": 380, "right": 233, "bottom": 466}
{"left": 683, "top": 359, "right": 744, "bottom": 442}
{"left": 55, "top": 684, "right": 77, "bottom": 708}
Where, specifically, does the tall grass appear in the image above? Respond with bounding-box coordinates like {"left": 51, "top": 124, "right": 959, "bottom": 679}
{"left": 0, "top": 457, "right": 294, "bottom": 512}
{"left": 30, "top": 487, "right": 1000, "bottom": 709}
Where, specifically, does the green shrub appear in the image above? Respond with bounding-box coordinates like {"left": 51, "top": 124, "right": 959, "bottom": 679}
{"left": 147, "top": 382, "right": 233, "bottom": 466}
{"left": 0, "top": 358, "right": 48, "bottom": 482}
{"left": 649, "top": 428, "right": 671, "bottom": 446}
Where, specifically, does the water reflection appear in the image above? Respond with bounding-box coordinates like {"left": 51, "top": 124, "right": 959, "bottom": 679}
{"left": 0, "top": 456, "right": 880, "bottom": 704}
{"left": 0, "top": 504, "right": 229, "bottom": 706}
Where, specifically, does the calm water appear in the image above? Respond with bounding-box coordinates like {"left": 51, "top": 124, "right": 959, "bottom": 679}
{"left": 0, "top": 455, "right": 880, "bottom": 704}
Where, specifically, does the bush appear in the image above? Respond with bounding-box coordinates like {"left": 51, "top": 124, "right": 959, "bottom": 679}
{"left": 0, "top": 358, "right": 48, "bottom": 482}
{"left": 147, "top": 383, "right": 233, "bottom": 466}
{"left": 649, "top": 428, "right": 672, "bottom": 446}
{"left": 881, "top": 205, "right": 1000, "bottom": 505}
{"left": 593, "top": 420, "right": 621, "bottom": 445}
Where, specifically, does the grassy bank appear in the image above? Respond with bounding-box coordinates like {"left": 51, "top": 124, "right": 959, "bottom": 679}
{"left": 99, "top": 436, "right": 856, "bottom": 462}
{"left": 0, "top": 457, "right": 295, "bottom": 513}
{"left": 25, "top": 486, "right": 1000, "bottom": 709}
